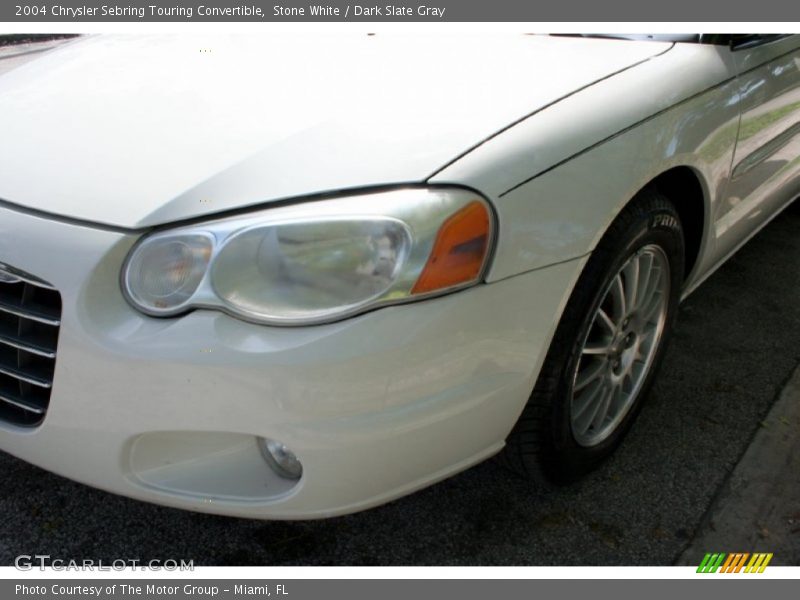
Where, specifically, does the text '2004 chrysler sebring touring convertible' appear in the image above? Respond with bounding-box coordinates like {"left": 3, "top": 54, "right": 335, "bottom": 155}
{"left": 0, "top": 34, "right": 798, "bottom": 519}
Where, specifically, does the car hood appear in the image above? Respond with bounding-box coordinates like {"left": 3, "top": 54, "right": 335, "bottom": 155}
{"left": 0, "top": 34, "right": 671, "bottom": 229}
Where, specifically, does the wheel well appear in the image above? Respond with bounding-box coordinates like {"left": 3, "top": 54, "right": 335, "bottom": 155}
{"left": 646, "top": 167, "right": 706, "bottom": 280}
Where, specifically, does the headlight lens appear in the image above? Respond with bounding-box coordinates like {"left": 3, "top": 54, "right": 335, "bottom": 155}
{"left": 212, "top": 218, "right": 412, "bottom": 322}
{"left": 122, "top": 188, "right": 493, "bottom": 326}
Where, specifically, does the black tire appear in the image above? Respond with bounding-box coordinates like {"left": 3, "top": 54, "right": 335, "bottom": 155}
{"left": 500, "top": 187, "right": 685, "bottom": 483}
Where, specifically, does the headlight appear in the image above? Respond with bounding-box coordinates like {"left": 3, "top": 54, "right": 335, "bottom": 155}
{"left": 122, "top": 187, "right": 493, "bottom": 326}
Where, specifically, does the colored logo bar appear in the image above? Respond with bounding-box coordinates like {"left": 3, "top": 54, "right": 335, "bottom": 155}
{"left": 697, "top": 552, "right": 773, "bottom": 573}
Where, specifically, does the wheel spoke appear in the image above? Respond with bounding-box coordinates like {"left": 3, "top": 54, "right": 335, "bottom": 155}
{"left": 582, "top": 340, "right": 612, "bottom": 356}
{"left": 622, "top": 372, "right": 633, "bottom": 393}
{"left": 635, "top": 252, "right": 654, "bottom": 311}
{"left": 609, "top": 380, "right": 630, "bottom": 418}
{"left": 574, "top": 357, "right": 606, "bottom": 391}
{"left": 623, "top": 254, "right": 640, "bottom": 311}
{"left": 610, "top": 273, "right": 627, "bottom": 321}
{"left": 572, "top": 378, "right": 605, "bottom": 421}
{"left": 603, "top": 384, "right": 625, "bottom": 423}
{"left": 595, "top": 307, "right": 617, "bottom": 334}
{"left": 641, "top": 287, "right": 664, "bottom": 323}
{"left": 639, "top": 325, "right": 657, "bottom": 347}
{"left": 630, "top": 360, "right": 646, "bottom": 381}
{"left": 575, "top": 381, "right": 610, "bottom": 435}
{"left": 641, "top": 265, "right": 662, "bottom": 311}
{"left": 589, "top": 384, "right": 613, "bottom": 431}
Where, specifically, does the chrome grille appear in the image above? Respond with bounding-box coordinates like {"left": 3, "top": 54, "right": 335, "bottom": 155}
{"left": 0, "top": 264, "right": 61, "bottom": 426}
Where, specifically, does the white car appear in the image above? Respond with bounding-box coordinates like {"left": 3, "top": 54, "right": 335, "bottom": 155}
{"left": 0, "top": 34, "right": 798, "bottom": 519}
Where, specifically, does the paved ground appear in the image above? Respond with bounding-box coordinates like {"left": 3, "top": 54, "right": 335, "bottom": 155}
{"left": 0, "top": 200, "right": 798, "bottom": 566}
{"left": 678, "top": 363, "right": 800, "bottom": 566}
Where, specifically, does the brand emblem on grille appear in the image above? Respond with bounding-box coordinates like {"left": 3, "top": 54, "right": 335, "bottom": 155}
{"left": 0, "top": 264, "right": 21, "bottom": 284}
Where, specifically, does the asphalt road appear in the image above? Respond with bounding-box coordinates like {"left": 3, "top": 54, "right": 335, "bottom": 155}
{"left": 1, "top": 200, "right": 798, "bottom": 567}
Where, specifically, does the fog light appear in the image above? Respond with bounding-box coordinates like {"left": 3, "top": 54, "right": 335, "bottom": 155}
{"left": 258, "top": 438, "right": 303, "bottom": 480}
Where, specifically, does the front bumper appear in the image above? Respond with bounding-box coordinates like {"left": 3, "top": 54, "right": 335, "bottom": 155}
{"left": 0, "top": 203, "right": 584, "bottom": 519}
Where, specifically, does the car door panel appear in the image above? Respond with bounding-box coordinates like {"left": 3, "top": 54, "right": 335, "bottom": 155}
{"left": 713, "top": 36, "right": 800, "bottom": 260}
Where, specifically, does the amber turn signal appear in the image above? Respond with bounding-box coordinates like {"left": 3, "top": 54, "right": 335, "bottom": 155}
{"left": 412, "top": 200, "right": 491, "bottom": 294}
